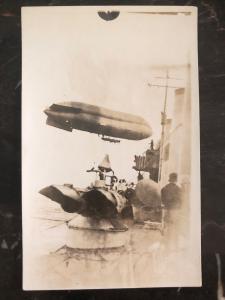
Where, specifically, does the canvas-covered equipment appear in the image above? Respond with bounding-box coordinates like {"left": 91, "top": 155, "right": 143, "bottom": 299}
{"left": 39, "top": 184, "right": 127, "bottom": 219}
{"left": 135, "top": 178, "right": 161, "bottom": 208}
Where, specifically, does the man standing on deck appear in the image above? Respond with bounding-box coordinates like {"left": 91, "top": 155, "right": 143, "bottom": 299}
{"left": 161, "top": 173, "right": 182, "bottom": 245}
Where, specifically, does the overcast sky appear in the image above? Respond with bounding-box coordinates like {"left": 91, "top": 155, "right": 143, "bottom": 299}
{"left": 22, "top": 6, "right": 195, "bottom": 195}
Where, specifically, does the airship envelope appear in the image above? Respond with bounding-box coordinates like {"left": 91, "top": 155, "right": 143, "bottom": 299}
{"left": 44, "top": 102, "right": 152, "bottom": 140}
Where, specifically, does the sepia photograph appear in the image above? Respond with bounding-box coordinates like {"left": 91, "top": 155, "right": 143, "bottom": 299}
{"left": 22, "top": 6, "right": 201, "bottom": 289}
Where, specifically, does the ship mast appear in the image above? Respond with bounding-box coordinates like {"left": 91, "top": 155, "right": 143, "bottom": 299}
{"left": 158, "top": 69, "right": 169, "bottom": 182}
{"left": 148, "top": 70, "right": 182, "bottom": 183}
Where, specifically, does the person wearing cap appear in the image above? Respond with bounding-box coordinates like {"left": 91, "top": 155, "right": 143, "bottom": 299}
{"left": 161, "top": 172, "right": 182, "bottom": 224}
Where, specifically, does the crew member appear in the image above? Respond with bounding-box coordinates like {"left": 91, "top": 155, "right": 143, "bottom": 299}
{"left": 161, "top": 172, "right": 182, "bottom": 223}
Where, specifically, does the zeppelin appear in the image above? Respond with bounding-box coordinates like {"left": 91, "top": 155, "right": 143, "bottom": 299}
{"left": 44, "top": 102, "right": 152, "bottom": 141}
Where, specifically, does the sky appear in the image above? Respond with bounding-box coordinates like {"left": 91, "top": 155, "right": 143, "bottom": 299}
{"left": 22, "top": 6, "right": 194, "bottom": 194}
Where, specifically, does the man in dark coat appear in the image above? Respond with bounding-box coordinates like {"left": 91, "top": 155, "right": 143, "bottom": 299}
{"left": 161, "top": 173, "right": 183, "bottom": 248}
{"left": 161, "top": 172, "right": 182, "bottom": 231}
{"left": 161, "top": 172, "right": 182, "bottom": 212}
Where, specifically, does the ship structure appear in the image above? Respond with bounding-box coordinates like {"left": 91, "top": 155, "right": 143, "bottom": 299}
{"left": 40, "top": 154, "right": 128, "bottom": 226}
{"left": 133, "top": 139, "right": 160, "bottom": 182}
